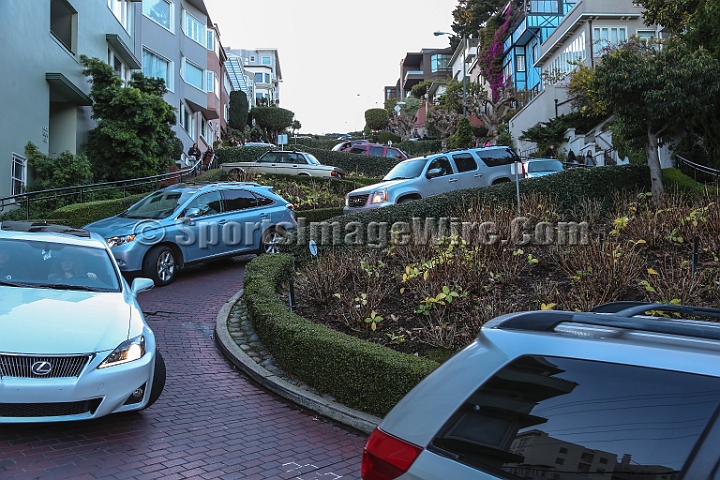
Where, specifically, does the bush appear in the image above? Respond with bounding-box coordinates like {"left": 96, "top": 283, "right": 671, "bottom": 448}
{"left": 243, "top": 254, "right": 439, "bottom": 416}
{"left": 50, "top": 194, "right": 147, "bottom": 228}
{"left": 662, "top": 168, "right": 717, "bottom": 196}
{"left": 377, "top": 131, "right": 401, "bottom": 145}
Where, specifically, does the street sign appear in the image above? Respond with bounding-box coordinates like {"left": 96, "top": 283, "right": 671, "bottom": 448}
{"left": 309, "top": 240, "right": 318, "bottom": 257}
{"left": 394, "top": 105, "right": 401, "bottom": 114}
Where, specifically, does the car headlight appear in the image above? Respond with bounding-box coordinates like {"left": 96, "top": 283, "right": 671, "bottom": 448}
{"left": 98, "top": 335, "right": 146, "bottom": 368}
{"left": 370, "top": 189, "right": 388, "bottom": 204}
{"left": 106, "top": 234, "right": 136, "bottom": 248}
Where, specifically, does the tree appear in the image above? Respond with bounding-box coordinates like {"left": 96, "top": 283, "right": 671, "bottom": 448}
{"left": 291, "top": 120, "right": 302, "bottom": 135}
{"left": 248, "top": 107, "right": 295, "bottom": 143}
{"left": 365, "top": 108, "right": 389, "bottom": 131}
{"left": 80, "top": 56, "right": 178, "bottom": 181}
{"left": 632, "top": 0, "right": 701, "bottom": 33}
{"left": 451, "top": 0, "right": 506, "bottom": 40}
{"left": 462, "top": 83, "right": 515, "bottom": 143}
{"left": 427, "top": 108, "right": 461, "bottom": 150}
{"left": 388, "top": 110, "right": 415, "bottom": 141}
{"left": 455, "top": 117, "right": 474, "bottom": 148}
{"left": 590, "top": 37, "right": 720, "bottom": 199}
{"left": 229, "top": 90, "right": 249, "bottom": 130}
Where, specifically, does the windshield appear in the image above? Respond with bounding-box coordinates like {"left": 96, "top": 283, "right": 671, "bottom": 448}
{"left": 122, "top": 190, "right": 194, "bottom": 219}
{"left": 0, "top": 239, "right": 121, "bottom": 292}
{"left": 528, "top": 160, "right": 563, "bottom": 172}
{"left": 306, "top": 154, "right": 321, "bottom": 165}
{"left": 382, "top": 158, "right": 427, "bottom": 181}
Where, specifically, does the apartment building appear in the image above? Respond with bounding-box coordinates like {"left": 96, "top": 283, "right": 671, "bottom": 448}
{"left": 226, "top": 49, "right": 282, "bottom": 107}
{"left": 0, "top": 0, "right": 141, "bottom": 199}
{"left": 508, "top": 0, "right": 661, "bottom": 161}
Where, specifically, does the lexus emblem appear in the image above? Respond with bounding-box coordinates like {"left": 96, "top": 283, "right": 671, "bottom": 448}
{"left": 31, "top": 361, "right": 53, "bottom": 376}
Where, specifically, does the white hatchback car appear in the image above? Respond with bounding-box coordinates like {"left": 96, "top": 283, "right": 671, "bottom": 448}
{"left": 0, "top": 221, "right": 165, "bottom": 423}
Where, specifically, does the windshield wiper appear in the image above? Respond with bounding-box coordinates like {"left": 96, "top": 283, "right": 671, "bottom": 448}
{"left": 32, "top": 283, "right": 107, "bottom": 292}
{"left": 386, "top": 176, "right": 412, "bottom": 181}
{"left": 0, "top": 279, "right": 30, "bottom": 288}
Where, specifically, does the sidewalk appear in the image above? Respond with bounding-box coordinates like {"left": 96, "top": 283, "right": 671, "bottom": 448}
{"left": 214, "top": 289, "right": 382, "bottom": 435}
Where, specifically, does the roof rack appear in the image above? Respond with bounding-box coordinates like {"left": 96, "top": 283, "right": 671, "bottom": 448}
{"left": 0, "top": 221, "right": 90, "bottom": 238}
{"left": 495, "top": 302, "right": 720, "bottom": 341}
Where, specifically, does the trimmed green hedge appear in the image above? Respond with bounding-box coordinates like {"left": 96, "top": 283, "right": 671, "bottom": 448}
{"left": 663, "top": 167, "right": 718, "bottom": 196}
{"left": 50, "top": 193, "right": 147, "bottom": 228}
{"left": 285, "top": 164, "right": 652, "bottom": 259}
{"left": 243, "top": 254, "right": 439, "bottom": 417}
{"left": 295, "top": 207, "right": 343, "bottom": 224}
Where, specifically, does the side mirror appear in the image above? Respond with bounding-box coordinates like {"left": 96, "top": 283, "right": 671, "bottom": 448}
{"left": 427, "top": 168, "right": 443, "bottom": 179}
{"left": 131, "top": 277, "right": 154, "bottom": 295}
{"left": 184, "top": 207, "right": 201, "bottom": 218}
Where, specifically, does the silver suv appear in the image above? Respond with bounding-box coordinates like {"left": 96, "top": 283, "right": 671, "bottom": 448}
{"left": 362, "top": 302, "right": 720, "bottom": 480}
{"left": 344, "top": 146, "right": 518, "bottom": 214}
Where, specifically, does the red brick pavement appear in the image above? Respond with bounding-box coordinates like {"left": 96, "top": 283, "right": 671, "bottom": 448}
{"left": 0, "top": 258, "right": 367, "bottom": 479}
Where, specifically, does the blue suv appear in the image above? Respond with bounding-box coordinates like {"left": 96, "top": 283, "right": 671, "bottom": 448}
{"left": 84, "top": 182, "right": 297, "bottom": 286}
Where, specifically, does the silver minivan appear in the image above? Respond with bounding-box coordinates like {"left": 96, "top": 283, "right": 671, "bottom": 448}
{"left": 344, "top": 146, "right": 519, "bottom": 213}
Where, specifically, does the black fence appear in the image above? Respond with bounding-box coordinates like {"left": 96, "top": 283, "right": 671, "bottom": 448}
{"left": 1, "top": 159, "right": 202, "bottom": 221}
{"left": 677, "top": 155, "right": 720, "bottom": 185}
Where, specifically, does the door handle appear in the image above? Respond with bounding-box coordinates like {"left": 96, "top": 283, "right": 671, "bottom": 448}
{"left": 474, "top": 173, "right": 483, "bottom": 177}
{"left": 448, "top": 179, "right": 458, "bottom": 183}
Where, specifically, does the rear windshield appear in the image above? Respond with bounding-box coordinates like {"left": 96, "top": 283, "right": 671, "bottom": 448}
{"left": 475, "top": 148, "right": 519, "bottom": 167}
{"left": 430, "top": 355, "right": 720, "bottom": 479}
{"left": 528, "top": 160, "right": 563, "bottom": 172}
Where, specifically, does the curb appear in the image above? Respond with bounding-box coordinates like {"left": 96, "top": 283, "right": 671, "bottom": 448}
{"left": 214, "top": 289, "right": 381, "bottom": 435}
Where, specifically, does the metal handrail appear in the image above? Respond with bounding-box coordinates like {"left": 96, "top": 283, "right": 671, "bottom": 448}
{"left": 1, "top": 159, "right": 204, "bottom": 220}
{"left": 676, "top": 155, "right": 720, "bottom": 184}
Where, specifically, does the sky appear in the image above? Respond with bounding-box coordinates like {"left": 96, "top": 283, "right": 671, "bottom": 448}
{"left": 204, "top": 0, "right": 460, "bottom": 135}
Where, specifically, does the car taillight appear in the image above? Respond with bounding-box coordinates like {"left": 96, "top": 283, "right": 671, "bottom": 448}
{"left": 361, "top": 427, "right": 423, "bottom": 480}
{"left": 521, "top": 162, "right": 527, "bottom": 177}
{"left": 286, "top": 204, "right": 295, "bottom": 210}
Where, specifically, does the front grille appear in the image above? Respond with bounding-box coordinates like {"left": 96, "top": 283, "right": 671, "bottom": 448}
{"left": 0, "top": 354, "right": 91, "bottom": 378}
{"left": 0, "top": 399, "right": 102, "bottom": 417}
{"left": 347, "top": 194, "right": 369, "bottom": 208}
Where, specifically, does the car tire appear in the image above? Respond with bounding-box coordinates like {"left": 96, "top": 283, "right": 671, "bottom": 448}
{"left": 258, "top": 227, "right": 285, "bottom": 255}
{"left": 144, "top": 351, "right": 166, "bottom": 409}
{"left": 143, "top": 245, "right": 177, "bottom": 287}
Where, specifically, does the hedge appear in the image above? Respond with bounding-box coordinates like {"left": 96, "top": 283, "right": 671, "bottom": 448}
{"left": 242, "top": 253, "right": 439, "bottom": 417}
{"left": 50, "top": 193, "right": 147, "bottom": 228}
{"left": 284, "top": 164, "right": 653, "bottom": 260}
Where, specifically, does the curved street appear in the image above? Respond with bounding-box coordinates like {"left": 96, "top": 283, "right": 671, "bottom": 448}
{"left": 0, "top": 259, "right": 366, "bottom": 479}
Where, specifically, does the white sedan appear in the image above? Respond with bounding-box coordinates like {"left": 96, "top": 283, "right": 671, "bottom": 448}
{"left": 221, "top": 150, "right": 345, "bottom": 179}
{"left": 0, "top": 221, "right": 165, "bottom": 423}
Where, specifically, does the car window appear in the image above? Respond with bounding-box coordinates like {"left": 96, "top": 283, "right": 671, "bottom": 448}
{"left": 388, "top": 148, "right": 404, "bottom": 159}
{"left": 369, "top": 146, "right": 385, "bottom": 156}
{"left": 305, "top": 154, "right": 321, "bottom": 165}
{"left": 476, "top": 147, "right": 519, "bottom": 167}
{"left": 285, "top": 153, "right": 302, "bottom": 164}
{"left": 186, "top": 191, "right": 222, "bottom": 217}
{"left": 427, "top": 157, "right": 454, "bottom": 177}
{"left": 350, "top": 146, "right": 367, "bottom": 154}
{"left": 258, "top": 152, "right": 279, "bottom": 163}
{"left": 223, "top": 189, "right": 258, "bottom": 211}
{"left": 452, "top": 153, "right": 478, "bottom": 172}
{"left": 528, "top": 160, "right": 563, "bottom": 172}
{"left": 430, "top": 355, "right": 720, "bottom": 479}
{"left": 254, "top": 193, "right": 274, "bottom": 207}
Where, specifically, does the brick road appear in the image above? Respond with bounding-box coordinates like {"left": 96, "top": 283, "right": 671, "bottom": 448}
{"left": 0, "top": 258, "right": 367, "bottom": 479}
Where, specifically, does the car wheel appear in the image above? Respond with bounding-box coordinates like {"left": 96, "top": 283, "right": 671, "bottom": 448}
{"left": 229, "top": 168, "right": 242, "bottom": 176}
{"left": 259, "top": 227, "right": 285, "bottom": 254}
{"left": 143, "top": 245, "right": 177, "bottom": 287}
{"left": 144, "top": 351, "right": 166, "bottom": 409}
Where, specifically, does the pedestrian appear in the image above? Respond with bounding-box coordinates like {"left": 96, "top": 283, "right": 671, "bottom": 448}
{"left": 202, "top": 146, "right": 215, "bottom": 171}
{"left": 188, "top": 143, "right": 201, "bottom": 175}
{"left": 545, "top": 144, "right": 557, "bottom": 158}
{"left": 585, "top": 149, "right": 595, "bottom": 167}
{"left": 567, "top": 149, "right": 579, "bottom": 165}
{"left": 484, "top": 140, "right": 492, "bottom": 147}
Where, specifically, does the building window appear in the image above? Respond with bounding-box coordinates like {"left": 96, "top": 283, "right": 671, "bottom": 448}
{"left": 184, "top": 11, "right": 204, "bottom": 45}
{"left": 207, "top": 30, "right": 214, "bottom": 51}
{"left": 555, "top": 458, "right": 565, "bottom": 465}
{"left": 264, "top": 73, "right": 270, "bottom": 83}
{"left": 108, "top": 48, "right": 130, "bottom": 83}
{"left": 143, "top": 0, "right": 171, "bottom": 30}
{"left": 180, "top": 103, "right": 194, "bottom": 137}
{"left": 215, "top": 74, "right": 220, "bottom": 97}
{"left": 255, "top": 72, "right": 263, "bottom": 83}
{"left": 51, "top": 0, "right": 77, "bottom": 53}
{"left": 224, "top": 104, "right": 229, "bottom": 121}
{"left": 207, "top": 71, "right": 215, "bottom": 94}
{"left": 431, "top": 54, "right": 452, "bottom": 73}
{"left": 516, "top": 55, "right": 526, "bottom": 72}
{"left": 182, "top": 58, "right": 204, "bottom": 90}
{"left": 200, "top": 115, "right": 208, "bottom": 140}
{"left": 637, "top": 30, "right": 657, "bottom": 42}
{"left": 249, "top": 55, "right": 256, "bottom": 62}
{"left": 143, "top": 48, "right": 173, "bottom": 90}
{"left": 559, "top": 448, "right": 568, "bottom": 454}
{"left": 262, "top": 56, "right": 271, "bottom": 65}
{"left": 11, "top": 153, "right": 27, "bottom": 196}
{"left": 593, "top": 26, "right": 627, "bottom": 57}
{"left": 107, "top": 0, "right": 133, "bottom": 33}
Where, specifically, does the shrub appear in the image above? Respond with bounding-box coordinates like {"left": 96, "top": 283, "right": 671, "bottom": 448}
{"left": 242, "top": 254, "right": 439, "bottom": 416}
{"left": 662, "top": 167, "right": 717, "bottom": 196}
{"left": 377, "top": 131, "right": 401, "bottom": 145}
{"left": 50, "top": 194, "right": 147, "bottom": 228}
